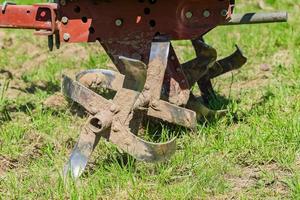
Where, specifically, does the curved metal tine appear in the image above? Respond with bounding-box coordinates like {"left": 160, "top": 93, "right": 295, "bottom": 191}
{"left": 119, "top": 56, "right": 147, "bottom": 92}
{"left": 76, "top": 69, "right": 125, "bottom": 91}
{"left": 63, "top": 125, "right": 102, "bottom": 180}
{"left": 62, "top": 75, "right": 113, "bottom": 115}
{"left": 109, "top": 121, "right": 176, "bottom": 162}
{"left": 208, "top": 45, "right": 247, "bottom": 79}
{"left": 187, "top": 94, "right": 227, "bottom": 121}
{"left": 111, "top": 87, "right": 176, "bottom": 162}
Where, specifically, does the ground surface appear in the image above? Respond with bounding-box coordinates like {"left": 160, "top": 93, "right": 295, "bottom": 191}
{"left": 0, "top": 0, "right": 299, "bottom": 199}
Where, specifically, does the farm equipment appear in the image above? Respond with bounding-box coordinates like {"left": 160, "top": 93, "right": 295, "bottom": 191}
{"left": 0, "top": 0, "right": 287, "bottom": 179}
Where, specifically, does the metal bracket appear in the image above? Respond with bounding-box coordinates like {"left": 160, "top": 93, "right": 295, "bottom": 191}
{"left": 33, "top": 3, "right": 58, "bottom": 36}
{"left": 1, "top": 1, "right": 16, "bottom": 14}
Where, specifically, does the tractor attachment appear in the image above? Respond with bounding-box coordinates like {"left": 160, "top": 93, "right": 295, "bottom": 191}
{"left": 0, "top": 0, "right": 287, "bottom": 179}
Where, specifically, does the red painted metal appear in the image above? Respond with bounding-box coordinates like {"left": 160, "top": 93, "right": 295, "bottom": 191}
{"left": 0, "top": 4, "right": 57, "bottom": 35}
{"left": 58, "top": 0, "right": 232, "bottom": 42}
{"left": 56, "top": 0, "right": 233, "bottom": 105}
{"left": 0, "top": 0, "right": 234, "bottom": 105}
{"left": 58, "top": 0, "right": 232, "bottom": 64}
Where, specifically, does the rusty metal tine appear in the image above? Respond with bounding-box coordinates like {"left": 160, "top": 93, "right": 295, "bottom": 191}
{"left": 147, "top": 100, "right": 197, "bottom": 129}
{"left": 76, "top": 69, "right": 125, "bottom": 91}
{"left": 197, "top": 77, "right": 216, "bottom": 104}
{"left": 208, "top": 45, "right": 247, "bottom": 79}
{"left": 146, "top": 41, "right": 170, "bottom": 100}
{"left": 63, "top": 126, "right": 101, "bottom": 179}
{"left": 110, "top": 88, "right": 177, "bottom": 162}
{"left": 134, "top": 41, "right": 171, "bottom": 109}
{"left": 63, "top": 110, "right": 113, "bottom": 179}
{"left": 119, "top": 56, "right": 147, "bottom": 92}
{"left": 108, "top": 125, "right": 177, "bottom": 162}
{"left": 183, "top": 39, "right": 217, "bottom": 88}
{"left": 62, "top": 75, "right": 113, "bottom": 114}
{"left": 186, "top": 94, "right": 227, "bottom": 121}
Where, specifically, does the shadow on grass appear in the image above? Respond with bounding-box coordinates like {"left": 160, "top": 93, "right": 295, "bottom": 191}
{"left": 12, "top": 81, "right": 60, "bottom": 95}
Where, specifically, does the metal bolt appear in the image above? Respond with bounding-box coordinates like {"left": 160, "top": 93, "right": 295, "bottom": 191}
{"left": 221, "top": 9, "right": 228, "bottom": 17}
{"left": 144, "top": 84, "right": 150, "bottom": 90}
{"left": 151, "top": 100, "right": 159, "bottom": 108}
{"left": 60, "top": 0, "right": 66, "bottom": 6}
{"left": 110, "top": 105, "right": 118, "bottom": 113}
{"left": 185, "top": 11, "right": 193, "bottom": 19}
{"left": 176, "top": 68, "right": 181, "bottom": 72}
{"left": 170, "top": 56, "right": 175, "bottom": 61}
{"left": 112, "top": 125, "right": 119, "bottom": 132}
{"left": 203, "top": 10, "right": 210, "bottom": 18}
{"left": 61, "top": 16, "right": 68, "bottom": 24}
{"left": 63, "top": 33, "right": 70, "bottom": 41}
{"left": 115, "top": 19, "right": 123, "bottom": 27}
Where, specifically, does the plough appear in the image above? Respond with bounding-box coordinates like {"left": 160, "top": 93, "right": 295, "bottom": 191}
{"left": 0, "top": 0, "right": 287, "bottom": 179}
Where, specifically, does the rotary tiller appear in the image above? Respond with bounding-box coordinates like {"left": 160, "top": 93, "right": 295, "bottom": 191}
{"left": 0, "top": 0, "right": 287, "bottom": 178}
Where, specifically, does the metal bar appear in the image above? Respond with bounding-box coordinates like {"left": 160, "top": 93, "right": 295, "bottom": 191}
{"left": 61, "top": 75, "right": 113, "bottom": 114}
{"left": 109, "top": 88, "right": 176, "bottom": 163}
{"left": 146, "top": 41, "right": 170, "bottom": 100}
{"left": 76, "top": 69, "right": 125, "bottom": 91}
{"left": 147, "top": 100, "right": 197, "bottom": 129}
{"left": 224, "top": 12, "right": 288, "bottom": 25}
{"left": 0, "top": 4, "right": 56, "bottom": 30}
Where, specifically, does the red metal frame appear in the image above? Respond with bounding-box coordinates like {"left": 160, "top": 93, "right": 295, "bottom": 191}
{"left": 0, "top": 0, "right": 233, "bottom": 62}
{"left": 0, "top": 0, "right": 234, "bottom": 105}
{"left": 0, "top": 3, "right": 57, "bottom": 35}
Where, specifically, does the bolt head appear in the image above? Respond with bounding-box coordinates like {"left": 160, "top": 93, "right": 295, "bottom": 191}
{"left": 115, "top": 19, "right": 123, "bottom": 27}
{"left": 112, "top": 125, "right": 119, "bottom": 132}
{"left": 63, "top": 33, "right": 70, "bottom": 41}
{"left": 185, "top": 11, "right": 193, "bottom": 19}
{"left": 144, "top": 84, "right": 150, "bottom": 90}
{"left": 203, "top": 10, "right": 210, "bottom": 18}
{"left": 61, "top": 16, "right": 68, "bottom": 24}
{"left": 151, "top": 100, "right": 159, "bottom": 108}
{"left": 110, "top": 105, "right": 119, "bottom": 113}
{"left": 221, "top": 9, "right": 228, "bottom": 17}
{"left": 60, "top": 0, "right": 66, "bottom": 6}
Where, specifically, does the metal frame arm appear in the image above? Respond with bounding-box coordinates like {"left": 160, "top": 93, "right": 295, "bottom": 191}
{"left": 0, "top": 3, "right": 57, "bottom": 35}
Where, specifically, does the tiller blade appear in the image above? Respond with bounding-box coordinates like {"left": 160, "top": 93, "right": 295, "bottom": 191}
{"left": 63, "top": 75, "right": 177, "bottom": 178}
{"left": 63, "top": 41, "right": 187, "bottom": 179}
{"left": 62, "top": 37, "right": 249, "bottom": 179}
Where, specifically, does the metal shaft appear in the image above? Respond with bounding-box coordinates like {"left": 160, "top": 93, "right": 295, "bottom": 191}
{"left": 224, "top": 12, "right": 288, "bottom": 25}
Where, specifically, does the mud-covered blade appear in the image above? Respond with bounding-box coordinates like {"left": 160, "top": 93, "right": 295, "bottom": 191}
{"left": 119, "top": 56, "right": 147, "bottom": 92}
{"left": 63, "top": 126, "right": 100, "bottom": 179}
{"left": 109, "top": 122, "right": 176, "bottom": 162}
{"left": 76, "top": 69, "right": 125, "bottom": 91}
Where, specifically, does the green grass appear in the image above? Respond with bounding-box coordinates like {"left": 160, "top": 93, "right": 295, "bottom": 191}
{"left": 0, "top": 0, "right": 300, "bottom": 199}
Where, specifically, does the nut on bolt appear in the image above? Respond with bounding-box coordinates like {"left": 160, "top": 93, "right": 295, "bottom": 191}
{"left": 112, "top": 124, "right": 119, "bottom": 132}
{"left": 110, "top": 105, "right": 119, "bottom": 113}
{"left": 63, "top": 33, "right": 71, "bottom": 41}
{"left": 60, "top": 0, "right": 66, "bottom": 6}
{"left": 185, "top": 11, "right": 193, "bottom": 19}
{"left": 61, "top": 16, "right": 69, "bottom": 24}
{"left": 115, "top": 19, "right": 123, "bottom": 27}
{"left": 221, "top": 9, "right": 228, "bottom": 17}
{"left": 144, "top": 84, "right": 150, "bottom": 90}
{"left": 203, "top": 10, "right": 210, "bottom": 18}
{"left": 151, "top": 100, "right": 159, "bottom": 108}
